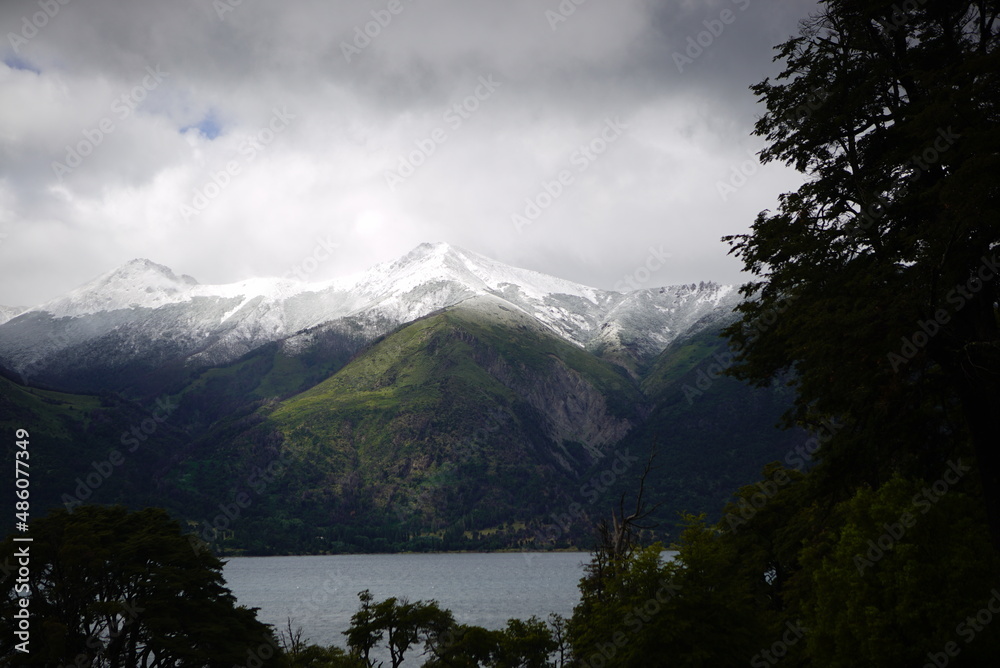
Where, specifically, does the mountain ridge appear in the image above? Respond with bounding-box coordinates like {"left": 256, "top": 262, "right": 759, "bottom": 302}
{"left": 0, "top": 243, "right": 741, "bottom": 391}
{"left": 0, "top": 256, "right": 801, "bottom": 554}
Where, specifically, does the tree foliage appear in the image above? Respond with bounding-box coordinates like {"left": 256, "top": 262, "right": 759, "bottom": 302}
{"left": 567, "top": 459, "right": 1000, "bottom": 666}
{"left": 0, "top": 505, "right": 282, "bottom": 667}
{"left": 722, "top": 0, "right": 1000, "bottom": 542}
{"left": 345, "top": 590, "right": 456, "bottom": 668}
{"left": 564, "top": 0, "right": 1000, "bottom": 641}
{"left": 343, "top": 590, "right": 562, "bottom": 668}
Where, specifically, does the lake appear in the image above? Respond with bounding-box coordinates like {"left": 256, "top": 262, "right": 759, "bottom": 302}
{"left": 223, "top": 551, "right": 593, "bottom": 652}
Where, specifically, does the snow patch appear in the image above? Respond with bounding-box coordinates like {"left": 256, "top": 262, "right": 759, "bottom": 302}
{"left": 1, "top": 243, "right": 742, "bottom": 373}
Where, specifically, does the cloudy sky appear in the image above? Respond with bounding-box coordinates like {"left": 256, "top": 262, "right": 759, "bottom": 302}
{"left": 1, "top": 0, "right": 819, "bottom": 307}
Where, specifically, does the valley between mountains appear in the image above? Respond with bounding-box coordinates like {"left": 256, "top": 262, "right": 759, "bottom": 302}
{"left": 0, "top": 243, "right": 800, "bottom": 554}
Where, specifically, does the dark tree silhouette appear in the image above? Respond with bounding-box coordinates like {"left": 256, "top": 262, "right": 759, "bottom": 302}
{"left": 0, "top": 505, "right": 281, "bottom": 667}
{"left": 723, "top": 0, "right": 1000, "bottom": 546}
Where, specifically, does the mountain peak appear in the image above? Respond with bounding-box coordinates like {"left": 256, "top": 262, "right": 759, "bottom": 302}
{"left": 122, "top": 257, "right": 165, "bottom": 269}
{"left": 0, "top": 305, "right": 26, "bottom": 326}
{"left": 415, "top": 241, "right": 455, "bottom": 253}
{"left": 0, "top": 244, "right": 743, "bottom": 390}
{"left": 109, "top": 259, "right": 199, "bottom": 285}
{"left": 403, "top": 241, "right": 467, "bottom": 263}
{"left": 35, "top": 259, "right": 200, "bottom": 317}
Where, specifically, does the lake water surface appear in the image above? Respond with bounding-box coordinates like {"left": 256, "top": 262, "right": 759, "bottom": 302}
{"left": 223, "top": 552, "right": 592, "bottom": 651}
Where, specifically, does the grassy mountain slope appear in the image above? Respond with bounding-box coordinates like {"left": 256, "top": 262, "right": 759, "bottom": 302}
{"left": 171, "top": 299, "right": 647, "bottom": 553}
{"left": 0, "top": 369, "right": 191, "bottom": 522}
{"left": 161, "top": 323, "right": 368, "bottom": 430}
{"left": 604, "top": 327, "right": 804, "bottom": 537}
{"left": 2, "top": 301, "right": 804, "bottom": 554}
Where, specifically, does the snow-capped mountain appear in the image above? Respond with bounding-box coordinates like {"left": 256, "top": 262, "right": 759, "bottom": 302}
{"left": 0, "top": 305, "right": 25, "bottom": 326}
{"left": 0, "top": 242, "right": 740, "bottom": 386}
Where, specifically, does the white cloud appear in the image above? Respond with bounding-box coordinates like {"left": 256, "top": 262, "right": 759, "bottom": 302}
{"left": 0, "top": 0, "right": 816, "bottom": 306}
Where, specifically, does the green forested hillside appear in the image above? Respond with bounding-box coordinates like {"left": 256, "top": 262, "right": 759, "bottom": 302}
{"left": 2, "top": 300, "right": 801, "bottom": 554}
{"left": 616, "top": 328, "right": 803, "bottom": 534}
{"left": 0, "top": 369, "right": 190, "bottom": 518}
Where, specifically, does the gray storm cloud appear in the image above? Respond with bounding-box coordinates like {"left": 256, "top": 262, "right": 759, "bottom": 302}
{"left": 0, "top": 0, "right": 818, "bottom": 306}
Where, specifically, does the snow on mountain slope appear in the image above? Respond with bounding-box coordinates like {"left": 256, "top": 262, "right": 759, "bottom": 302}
{"left": 0, "top": 306, "right": 26, "bottom": 326}
{"left": 40, "top": 259, "right": 201, "bottom": 318}
{"left": 37, "top": 258, "right": 324, "bottom": 321}
{"left": 310, "top": 242, "right": 618, "bottom": 345}
{"left": 0, "top": 242, "right": 740, "bottom": 382}
{"left": 593, "top": 282, "right": 738, "bottom": 358}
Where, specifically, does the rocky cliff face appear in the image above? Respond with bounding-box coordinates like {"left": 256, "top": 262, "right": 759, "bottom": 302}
{"left": 465, "top": 342, "right": 631, "bottom": 468}
{"left": 0, "top": 247, "right": 802, "bottom": 554}
{"left": 0, "top": 293, "right": 800, "bottom": 554}
{"left": 517, "top": 357, "right": 634, "bottom": 461}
